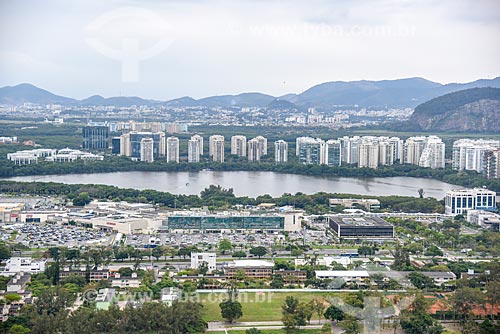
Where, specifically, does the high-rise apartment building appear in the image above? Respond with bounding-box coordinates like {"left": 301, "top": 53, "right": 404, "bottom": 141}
{"left": 212, "top": 137, "right": 225, "bottom": 162}
{"left": 209, "top": 135, "right": 224, "bottom": 157}
{"left": 419, "top": 136, "right": 445, "bottom": 169}
{"left": 296, "top": 137, "right": 309, "bottom": 156}
{"left": 255, "top": 136, "right": 268, "bottom": 155}
{"left": 340, "top": 136, "right": 401, "bottom": 168}
{"left": 111, "top": 137, "right": 121, "bottom": 155}
{"left": 324, "top": 140, "right": 341, "bottom": 167}
{"left": 119, "top": 133, "right": 131, "bottom": 156}
{"left": 164, "top": 123, "right": 188, "bottom": 133}
{"left": 166, "top": 136, "right": 180, "bottom": 163}
{"left": 120, "top": 132, "right": 165, "bottom": 159}
{"left": 82, "top": 126, "right": 109, "bottom": 150}
{"left": 452, "top": 139, "right": 500, "bottom": 172}
{"left": 188, "top": 136, "right": 202, "bottom": 163}
{"left": 358, "top": 142, "right": 379, "bottom": 169}
{"left": 191, "top": 135, "right": 204, "bottom": 156}
{"left": 378, "top": 141, "right": 391, "bottom": 166}
{"left": 274, "top": 140, "right": 288, "bottom": 163}
{"left": 348, "top": 137, "right": 362, "bottom": 165}
{"left": 483, "top": 149, "right": 500, "bottom": 179}
{"left": 404, "top": 136, "right": 427, "bottom": 165}
{"left": 247, "top": 138, "right": 262, "bottom": 161}
{"left": 140, "top": 138, "right": 154, "bottom": 163}
{"left": 116, "top": 121, "right": 162, "bottom": 133}
{"left": 388, "top": 137, "right": 404, "bottom": 163}
{"left": 231, "top": 136, "right": 247, "bottom": 157}
{"left": 298, "top": 137, "right": 324, "bottom": 165}
{"left": 403, "top": 136, "right": 445, "bottom": 168}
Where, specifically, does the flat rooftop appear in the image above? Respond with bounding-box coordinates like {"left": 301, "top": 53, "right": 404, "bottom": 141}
{"left": 228, "top": 260, "right": 274, "bottom": 268}
{"left": 447, "top": 188, "right": 496, "bottom": 195}
{"left": 330, "top": 216, "right": 392, "bottom": 227}
{"left": 315, "top": 270, "right": 369, "bottom": 277}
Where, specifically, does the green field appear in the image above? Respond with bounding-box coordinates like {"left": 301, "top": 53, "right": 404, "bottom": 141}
{"left": 200, "top": 291, "right": 334, "bottom": 322}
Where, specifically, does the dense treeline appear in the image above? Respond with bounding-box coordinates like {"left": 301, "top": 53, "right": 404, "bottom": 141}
{"left": 0, "top": 123, "right": 83, "bottom": 148}
{"left": 0, "top": 287, "right": 207, "bottom": 334}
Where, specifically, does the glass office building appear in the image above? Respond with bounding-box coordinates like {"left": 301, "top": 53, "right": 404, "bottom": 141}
{"left": 82, "top": 126, "right": 109, "bottom": 150}
{"left": 445, "top": 188, "right": 497, "bottom": 215}
{"left": 164, "top": 215, "right": 284, "bottom": 231}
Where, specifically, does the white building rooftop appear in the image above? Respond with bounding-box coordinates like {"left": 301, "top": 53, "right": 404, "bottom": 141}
{"left": 229, "top": 260, "right": 274, "bottom": 268}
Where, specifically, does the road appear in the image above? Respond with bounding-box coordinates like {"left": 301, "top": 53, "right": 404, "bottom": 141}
{"left": 207, "top": 321, "right": 327, "bottom": 332}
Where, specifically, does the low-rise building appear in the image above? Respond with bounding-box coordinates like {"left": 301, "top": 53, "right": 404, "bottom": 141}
{"left": 467, "top": 210, "right": 500, "bottom": 229}
{"left": 224, "top": 260, "right": 274, "bottom": 279}
{"left": 6, "top": 273, "right": 31, "bottom": 293}
{"left": 71, "top": 216, "right": 162, "bottom": 235}
{"left": 0, "top": 136, "right": 18, "bottom": 144}
{"left": 367, "top": 270, "right": 456, "bottom": 287}
{"left": 45, "top": 148, "right": 104, "bottom": 162}
{"left": 163, "top": 209, "right": 302, "bottom": 233}
{"left": 329, "top": 216, "right": 394, "bottom": 239}
{"left": 7, "top": 148, "right": 102, "bottom": 164}
{"left": 445, "top": 188, "right": 497, "bottom": 215}
{"left": 19, "top": 211, "right": 63, "bottom": 223}
{"left": 275, "top": 269, "right": 307, "bottom": 284}
{"left": 0, "top": 299, "right": 31, "bottom": 322}
{"left": 295, "top": 256, "right": 351, "bottom": 268}
{"left": 6, "top": 149, "right": 56, "bottom": 165}
{"left": 0, "top": 273, "right": 33, "bottom": 321}
{"left": 315, "top": 270, "right": 370, "bottom": 284}
{"left": 2, "top": 257, "right": 46, "bottom": 275}
{"left": 173, "top": 275, "right": 228, "bottom": 289}
{"left": 59, "top": 269, "right": 110, "bottom": 281}
{"left": 164, "top": 215, "right": 284, "bottom": 233}
{"left": 110, "top": 273, "right": 141, "bottom": 288}
{"left": 0, "top": 202, "right": 25, "bottom": 223}
{"left": 420, "top": 271, "right": 457, "bottom": 286}
{"left": 191, "top": 252, "right": 216, "bottom": 274}
{"left": 161, "top": 287, "right": 181, "bottom": 306}
{"left": 329, "top": 198, "right": 381, "bottom": 211}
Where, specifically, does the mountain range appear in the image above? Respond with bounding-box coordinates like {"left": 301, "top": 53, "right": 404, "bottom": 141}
{"left": 409, "top": 87, "right": 500, "bottom": 132}
{"left": 1, "top": 77, "right": 500, "bottom": 109}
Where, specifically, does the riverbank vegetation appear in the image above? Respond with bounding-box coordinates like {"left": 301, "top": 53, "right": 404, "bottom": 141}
{"left": 0, "top": 181, "right": 445, "bottom": 214}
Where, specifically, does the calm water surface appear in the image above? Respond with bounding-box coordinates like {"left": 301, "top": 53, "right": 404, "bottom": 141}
{"left": 4, "top": 171, "right": 460, "bottom": 198}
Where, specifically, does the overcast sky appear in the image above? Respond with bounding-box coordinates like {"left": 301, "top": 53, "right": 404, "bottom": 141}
{"left": 1, "top": 0, "right": 499, "bottom": 100}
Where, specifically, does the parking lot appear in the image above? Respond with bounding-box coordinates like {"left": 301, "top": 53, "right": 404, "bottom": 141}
{"left": 6, "top": 222, "right": 111, "bottom": 247}
{"left": 124, "top": 227, "right": 331, "bottom": 251}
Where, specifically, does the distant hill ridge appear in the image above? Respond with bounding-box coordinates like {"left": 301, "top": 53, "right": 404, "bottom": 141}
{"left": 409, "top": 87, "right": 500, "bottom": 132}
{"left": 1, "top": 76, "right": 500, "bottom": 108}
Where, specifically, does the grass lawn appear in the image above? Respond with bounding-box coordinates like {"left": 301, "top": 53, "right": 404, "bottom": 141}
{"left": 201, "top": 291, "right": 335, "bottom": 322}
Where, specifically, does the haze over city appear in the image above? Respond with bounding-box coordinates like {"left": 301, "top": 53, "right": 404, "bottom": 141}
{"left": 1, "top": 0, "right": 500, "bottom": 100}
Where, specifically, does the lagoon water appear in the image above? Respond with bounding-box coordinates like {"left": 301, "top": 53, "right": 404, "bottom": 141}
{"left": 4, "top": 171, "right": 460, "bottom": 199}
